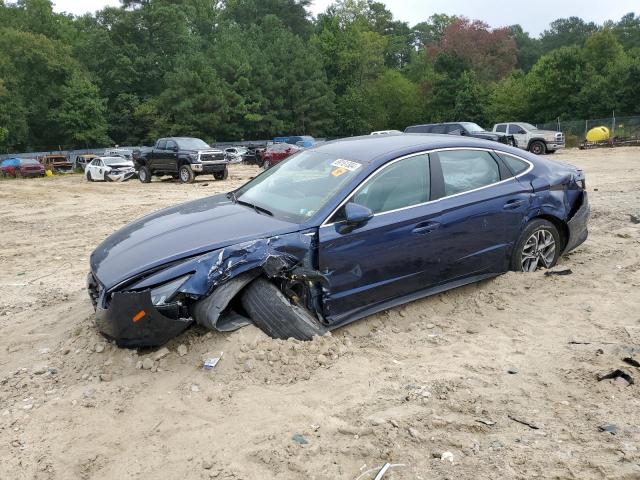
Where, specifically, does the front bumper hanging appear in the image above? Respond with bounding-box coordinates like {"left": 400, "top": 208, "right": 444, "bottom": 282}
{"left": 89, "top": 274, "right": 193, "bottom": 348}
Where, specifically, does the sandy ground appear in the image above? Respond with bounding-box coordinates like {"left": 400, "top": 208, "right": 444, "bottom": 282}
{"left": 0, "top": 148, "right": 639, "bottom": 480}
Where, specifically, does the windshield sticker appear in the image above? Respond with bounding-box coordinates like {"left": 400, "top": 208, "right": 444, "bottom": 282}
{"left": 331, "top": 159, "right": 362, "bottom": 171}
{"left": 331, "top": 167, "right": 348, "bottom": 177}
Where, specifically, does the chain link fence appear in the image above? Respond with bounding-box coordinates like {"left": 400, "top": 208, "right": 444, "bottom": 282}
{"left": 535, "top": 115, "right": 640, "bottom": 148}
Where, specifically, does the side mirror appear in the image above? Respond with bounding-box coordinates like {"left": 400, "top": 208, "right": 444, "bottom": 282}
{"left": 337, "top": 202, "right": 374, "bottom": 234}
{"left": 172, "top": 145, "right": 179, "bottom": 152}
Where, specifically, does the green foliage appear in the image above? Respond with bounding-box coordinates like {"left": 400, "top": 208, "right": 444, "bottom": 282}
{"left": 0, "top": 0, "right": 639, "bottom": 153}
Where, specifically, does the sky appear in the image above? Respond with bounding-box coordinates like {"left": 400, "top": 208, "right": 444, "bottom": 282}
{"left": 52, "top": 0, "right": 639, "bottom": 36}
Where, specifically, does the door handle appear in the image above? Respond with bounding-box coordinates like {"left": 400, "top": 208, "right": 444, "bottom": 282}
{"left": 412, "top": 221, "right": 440, "bottom": 235}
{"left": 503, "top": 199, "right": 525, "bottom": 210}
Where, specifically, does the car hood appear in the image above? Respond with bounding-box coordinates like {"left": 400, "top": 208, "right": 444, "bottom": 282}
{"left": 90, "top": 194, "right": 300, "bottom": 290}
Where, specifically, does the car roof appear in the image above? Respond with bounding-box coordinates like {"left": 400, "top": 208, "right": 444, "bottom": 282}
{"left": 310, "top": 133, "right": 516, "bottom": 165}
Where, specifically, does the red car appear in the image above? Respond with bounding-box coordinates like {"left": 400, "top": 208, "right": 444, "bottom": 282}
{"left": 0, "top": 158, "right": 46, "bottom": 178}
{"left": 261, "top": 143, "right": 301, "bottom": 169}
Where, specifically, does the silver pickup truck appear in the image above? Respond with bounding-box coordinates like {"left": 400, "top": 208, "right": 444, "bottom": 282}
{"left": 493, "top": 122, "right": 565, "bottom": 155}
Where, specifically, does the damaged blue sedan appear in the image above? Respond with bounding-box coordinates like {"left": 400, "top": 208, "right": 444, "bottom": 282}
{"left": 88, "top": 134, "right": 589, "bottom": 347}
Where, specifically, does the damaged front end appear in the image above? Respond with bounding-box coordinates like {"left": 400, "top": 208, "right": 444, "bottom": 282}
{"left": 88, "top": 231, "right": 323, "bottom": 347}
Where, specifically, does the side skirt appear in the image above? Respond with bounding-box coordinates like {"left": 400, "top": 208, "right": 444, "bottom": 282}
{"left": 326, "top": 272, "right": 502, "bottom": 331}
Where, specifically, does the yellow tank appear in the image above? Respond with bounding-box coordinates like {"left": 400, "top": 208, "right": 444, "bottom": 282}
{"left": 586, "top": 126, "right": 610, "bottom": 142}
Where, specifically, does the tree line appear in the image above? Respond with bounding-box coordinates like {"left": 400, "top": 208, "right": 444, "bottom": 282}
{"left": 0, "top": 0, "right": 639, "bottom": 152}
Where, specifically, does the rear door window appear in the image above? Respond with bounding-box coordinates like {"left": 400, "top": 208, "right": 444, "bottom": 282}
{"left": 495, "top": 152, "right": 530, "bottom": 176}
{"left": 438, "top": 150, "right": 501, "bottom": 196}
{"left": 430, "top": 125, "right": 447, "bottom": 134}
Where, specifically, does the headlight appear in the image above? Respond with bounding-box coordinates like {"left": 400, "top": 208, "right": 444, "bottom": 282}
{"left": 150, "top": 275, "right": 191, "bottom": 306}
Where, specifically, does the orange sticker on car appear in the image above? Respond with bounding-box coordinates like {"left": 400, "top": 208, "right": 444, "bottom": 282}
{"left": 331, "top": 167, "right": 348, "bottom": 177}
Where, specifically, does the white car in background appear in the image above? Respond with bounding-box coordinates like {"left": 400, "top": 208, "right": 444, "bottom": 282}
{"left": 224, "top": 146, "right": 248, "bottom": 163}
{"left": 85, "top": 156, "right": 136, "bottom": 182}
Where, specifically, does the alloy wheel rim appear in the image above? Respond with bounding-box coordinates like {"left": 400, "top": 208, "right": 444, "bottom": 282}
{"left": 521, "top": 229, "right": 556, "bottom": 272}
{"left": 180, "top": 168, "right": 189, "bottom": 181}
{"left": 140, "top": 170, "right": 146, "bottom": 181}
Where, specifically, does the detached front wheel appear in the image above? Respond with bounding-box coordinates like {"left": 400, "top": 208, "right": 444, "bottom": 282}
{"left": 241, "top": 278, "right": 327, "bottom": 340}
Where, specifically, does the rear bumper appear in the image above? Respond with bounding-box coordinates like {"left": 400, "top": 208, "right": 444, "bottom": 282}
{"left": 564, "top": 192, "right": 589, "bottom": 253}
{"left": 88, "top": 273, "right": 193, "bottom": 348}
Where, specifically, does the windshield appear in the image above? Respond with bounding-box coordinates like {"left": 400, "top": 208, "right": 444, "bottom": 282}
{"left": 235, "top": 150, "right": 365, "bottom": 223}
{"left": 460, "top": 122, "right": 485, "bottom": 133}
{"left": 176, "top": 138, "right": 210, "bottom": 150}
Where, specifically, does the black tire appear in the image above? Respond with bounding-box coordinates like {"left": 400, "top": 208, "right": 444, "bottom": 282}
{"left": 138, "top": 166, "right": 151, "bottom": 183}
{"left": 86, "top": 171, "right": 94, "bottom": 182}
{"left": 510, "top": 219, "right": 561, "bottom": 272}
{"left": 547, "top": 149, "right": 556, "bottom": 154}
{"left": 529, "top": 140, "right": 546, "bottom": 155}
{"left": 241, "top": 278, "right": 327, "bottom": 340}
{"left": 178, "top": 164, "right": 195, "bottom": 183}
{"left": 213, "top": 168, "right": 228, "bottom": 181}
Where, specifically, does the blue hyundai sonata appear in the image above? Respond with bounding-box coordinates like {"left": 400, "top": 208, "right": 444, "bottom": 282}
{"left": 88, "top": 134, "right": 589, "bottom": 347}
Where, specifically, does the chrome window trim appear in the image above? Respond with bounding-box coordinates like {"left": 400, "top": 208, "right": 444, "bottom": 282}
{"left": 320, "top": 147, "right": 534, "bottom": 228}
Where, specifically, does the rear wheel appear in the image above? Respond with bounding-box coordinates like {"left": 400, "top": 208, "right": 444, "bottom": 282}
{"left": 529, "top": 140, "right": 546, "bottom": 155}
{"left": 179, "top": 164, "right": 195, "bottom": 183}
{"left": 213, "top": 168, "right": 228, "bottom": 181}
{"left": 138, "top": 166, "right": 151, "bottom": 183}
{"left": 86, "top": 170, "right": 94, "bottom": 182}
{"left": 241, "top": 278, "right": 327, "bottom": 340}
{"left": 511, "top": 219, "right": 561, "bottom": 272}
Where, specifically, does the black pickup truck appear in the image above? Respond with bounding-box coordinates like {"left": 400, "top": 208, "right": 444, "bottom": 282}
{"left": 405, "top": 122, "right": 516, "bottom": 146}
{"left": 134, "top": 137, "right": 229, "bottom": 183}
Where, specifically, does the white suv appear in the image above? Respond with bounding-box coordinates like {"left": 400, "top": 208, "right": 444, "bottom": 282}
{"left": 493, "top": 122, "right": 565, "bottom": 155}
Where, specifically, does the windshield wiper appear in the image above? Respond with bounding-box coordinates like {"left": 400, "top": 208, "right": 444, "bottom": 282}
{"left": 226, "top": 191, "right": 237, "bottom": 203}
{"left": 236, "top": 199, "right": 273, "bottom": 217}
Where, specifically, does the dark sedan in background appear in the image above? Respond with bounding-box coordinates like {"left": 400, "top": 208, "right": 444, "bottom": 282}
{"left": 88, "top": 134, "right": 588, "bottom": 347}
{"left": 0, "top": 158, "right": 46, "bottom": 177}
{"left": 405, "top": 122, "right": 516, "bottom": 146}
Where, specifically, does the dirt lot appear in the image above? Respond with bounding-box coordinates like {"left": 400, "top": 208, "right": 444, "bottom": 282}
{"left": 0, "top": 148, "right": 639, "bottom": 480}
